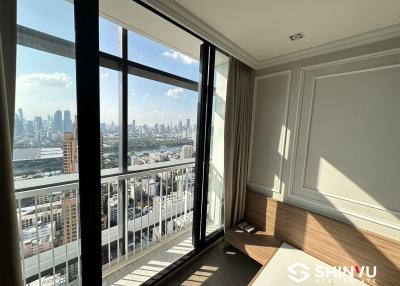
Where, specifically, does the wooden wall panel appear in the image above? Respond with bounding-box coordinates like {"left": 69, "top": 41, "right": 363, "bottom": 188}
{"left": 244, "top": 190, "right": 400, "bottom": 286}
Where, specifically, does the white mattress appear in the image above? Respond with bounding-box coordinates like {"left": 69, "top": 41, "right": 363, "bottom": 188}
{"left": 251, "top": 243, "right": 366, "bottom": 286}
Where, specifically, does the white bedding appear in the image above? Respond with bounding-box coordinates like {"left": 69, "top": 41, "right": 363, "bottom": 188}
{"left": 251, "top": 243, "right": 366, "bottom": 286}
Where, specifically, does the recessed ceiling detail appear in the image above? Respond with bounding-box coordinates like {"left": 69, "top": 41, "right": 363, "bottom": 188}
{"left": 289, "top": 32, "right": 305, "bottom": 41}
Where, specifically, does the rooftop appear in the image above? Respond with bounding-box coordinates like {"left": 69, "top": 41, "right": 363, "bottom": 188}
{"left": 13, "top": 148, "right": 63, "bottom": 162}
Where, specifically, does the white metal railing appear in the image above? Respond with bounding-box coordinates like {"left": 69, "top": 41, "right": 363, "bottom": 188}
{"left": 15, "top": 160, "right": 195, "bottom": 286}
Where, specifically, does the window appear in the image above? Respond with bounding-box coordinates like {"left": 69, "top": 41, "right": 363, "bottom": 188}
{"left": 98, "top": 7, "right": 202, "bottom": 282}
{"left": 99, "top": 17, "right": 122, "bottom": 57}
{"left": 128, "top": 31, "right": 199, "bottom": 81}
{"left": 13, "top": 1, "right": 228, "bottom": 285}
{"left": 15, "top": 1, "right": 81, "bottom": 285}
{"left": 206, "top": 50, "right": 229, "bottom": 235}
{"left": 100, "top": 67, "right": 121, "bottom": 170}
{"left": 15, "top": 1, "right": 78, "bottom": 180}
{"left": 128, "top": 75, "right": 198, "bottom": 168}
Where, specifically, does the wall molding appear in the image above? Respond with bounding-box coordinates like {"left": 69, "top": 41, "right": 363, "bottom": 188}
{"left": 302, "top": 47, "right": 400, "bottom": 71}
{"left": 258, "top": 23, "right": 400, "bottom": 69}
{"left": 248, "top": 70, "right": 291, "bottom": 195}
{"left": 286, "top": 193, "right": 400, "bottom": 231}
{"left": 287, "top": 49, "right": 400, "bottom": 233}
{"left": 300, "top": 187, "right": 400, "bottom": 214}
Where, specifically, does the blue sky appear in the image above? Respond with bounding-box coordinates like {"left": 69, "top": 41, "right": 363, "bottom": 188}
{"left": 16, "top": 0, "right": 199, "bottom": 125}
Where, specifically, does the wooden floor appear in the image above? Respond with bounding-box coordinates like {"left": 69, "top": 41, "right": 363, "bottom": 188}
{"left": 161, "top": 242, "right": 261, "bottom": 286}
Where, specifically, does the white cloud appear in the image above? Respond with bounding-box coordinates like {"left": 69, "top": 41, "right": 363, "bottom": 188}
{"left": 162, "top": 51, "right": 198, "bottom": 65}
{"left": 15, "top": 72, "right": 76, "bottom": 120}
{"left": 166, "top": 87, "right": 186, "bottom": 99}
{"left": 144, "top": 93, "right": 150, "bottom": 98}
{"left": 17, "top": 72, "right": 72, "bottom": 88}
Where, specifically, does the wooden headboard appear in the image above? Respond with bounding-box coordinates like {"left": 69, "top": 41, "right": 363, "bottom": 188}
{"left": 244, "top": 190, "right": 400, "bottom": 286}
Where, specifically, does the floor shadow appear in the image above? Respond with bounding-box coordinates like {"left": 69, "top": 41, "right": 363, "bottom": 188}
{"left": 161, "top": 242, "right": 260, "bottom": 286}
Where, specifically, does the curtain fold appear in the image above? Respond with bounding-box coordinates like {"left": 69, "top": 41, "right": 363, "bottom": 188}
{"left": 224, "top": 57, "right": 255, "bottom": 230}
{"left": 0, "top": 0, "right": 22, "bottom": 285}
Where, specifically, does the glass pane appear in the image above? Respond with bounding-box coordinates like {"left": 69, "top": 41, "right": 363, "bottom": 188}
{"left": 128, "top": 75, "right": 198, "bottom": 169}
{"left": 206, "top": 51, "right": 229, "bottom": 236}
{"left": 100, "top": 67, "right": 121, "bottom": 170}
{"left": 15, "top": 1, "right": 81, "bottom": 285}
{"left": 99, "top": 17, "right": 122, "bottom": 57}
{"left": 128, "top": 31, "right": 199, "bottom": 81}
{"left": 14, "top": 47, "right": 78, "bottom": 180}
{"left": 17, "top": 0, "right": 75, "bottom": 42}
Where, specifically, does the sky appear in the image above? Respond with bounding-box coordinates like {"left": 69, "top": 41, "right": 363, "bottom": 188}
{"left": 16, "top": 0, "right": 200, "bottom": 125}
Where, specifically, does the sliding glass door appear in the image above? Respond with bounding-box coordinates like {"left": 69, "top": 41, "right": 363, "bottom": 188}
{"left": 13, "top": 0, "right": 228, "bottom": 285}
{"left": 97, "top": 2, "right": 204, "bottom": 284}
{"left": 205, "top": 51, "right": 229, "bottom": 236}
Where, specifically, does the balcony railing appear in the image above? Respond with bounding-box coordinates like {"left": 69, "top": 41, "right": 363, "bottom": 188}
{"left": 15, "top": 159, "right": 195, "bottom": 286}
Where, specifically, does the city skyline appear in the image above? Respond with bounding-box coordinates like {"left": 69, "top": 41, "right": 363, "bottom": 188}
{"left": 16, "top": 1, "right": 199, "bottom": 126}
{"left": 14, "top": 106, "right": 196, "bottom": 129}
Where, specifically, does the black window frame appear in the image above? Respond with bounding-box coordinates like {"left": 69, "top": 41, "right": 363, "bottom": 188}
{"left": 16, "top": 0, "right": 229, "bottom": 284}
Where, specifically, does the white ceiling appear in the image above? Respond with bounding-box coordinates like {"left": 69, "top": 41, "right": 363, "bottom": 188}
{"left": 172, "top": 0, "right": 400, "bottom": 67}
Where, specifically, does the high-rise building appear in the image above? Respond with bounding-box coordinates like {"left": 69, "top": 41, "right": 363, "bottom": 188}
{"left": 100, "top": 133, "right": 104, "bottom": 168}
{"left": 132, "top": 120, "right": 136, "bottom": 134}
{"left": 14, "top": 116, "right": 24, "bottom": 136}
{"left": 63, "top": 193, "right": 78, "bottom": 243}
{"left": 192, "top": 130, "right": 197, "bottom": 151}
{"left": 26, "top": 120, "right": 34, "bottom": 134}
{"left": 18, "top": 108, "right": 24, "bottom": 121}
{"left": 63, "top": 132, "right": 78, "bottom": 174}
{"left": 34, "top": 116, "right": 43, "bottom": 131}
{"left": 186, "top": 119, "right": 190, "bottom": 129}
{"left": 63, "top": 110, "right": 73, "bottom": 132}
{"left": 73, "top": 115, "right": 78, "bottom": 141}
{"left": 54, "top": 110, "right": 63, "bottom": 132}
{"left": 181, "top": 145, "right": 193, "bottom": 159}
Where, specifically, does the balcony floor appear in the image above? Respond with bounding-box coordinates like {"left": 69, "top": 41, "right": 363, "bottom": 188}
{"left": 103, "top": 224, "right": 224, "bottom": 286}
{"left": 103, "top": 224, "right": 259, "bottom": 286}
{"left": 163, "top": 242, "right": 260, "bottom": 286}
{"left": 103, "top": 228, "right": 194, "bottom": 286}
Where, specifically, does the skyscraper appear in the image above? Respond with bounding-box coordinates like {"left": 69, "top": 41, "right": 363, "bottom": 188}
{"left": 34, "top": 116, "right": 43, "bottom": 131}
{"left": 186, "top": 119, "right": 190, "bottom": 129}
{"left": 63, "top": 192, "right": 78, "bottom": 243}
{"left": 18, "top": 108, "right": 24, "bottom": 121}
{"left": 63, "top": 110, "right": 73, "bottom": 132}
{"left": 54, "top": 110, "right": 63, "bottom": 132}
{"left": 181, "top": 145, "right": 193, "bottom": 159}
{"left": 100, "top": 133, "right": 104, "bottom": 169}
{"left": 73, "top": 115, "right": 78, "bottom": 141}
{"left": 132, "top": 120, "right": 136, "bottom": 134}
{"left": 192, "top": 130, "right": 197, "bottom": 151}
{"left": 26, "top": 121, "right": 34, "bottom": 134}
{"left": 63, "top": 132, "right": 78, "bottom": 174}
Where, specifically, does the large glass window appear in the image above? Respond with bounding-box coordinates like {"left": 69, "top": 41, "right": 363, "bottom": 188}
{"left": 128, "top": 31, "right": 199, "bottom": 81}
{"left": 14, "top": 1, "right": 81, "bottom": 285}
{"left": 98, "top": 6, "right": 202, "bottom": 284}
{"left": 99, "top": 17, "right": 122, "bottom": 57}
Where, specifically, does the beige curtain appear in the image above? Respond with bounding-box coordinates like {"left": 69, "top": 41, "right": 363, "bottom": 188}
{"left": 0, "top": 0, "right": 22, "bottom": 285}
{"left": 224, "top": 57, "right": 255, "bottom": 230}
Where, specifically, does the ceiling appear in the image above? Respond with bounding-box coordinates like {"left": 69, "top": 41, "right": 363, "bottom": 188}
{"left": 169, "top": 0, "right": 400, "bottom": 68}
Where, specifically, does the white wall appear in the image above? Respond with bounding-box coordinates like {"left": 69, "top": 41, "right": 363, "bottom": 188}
{"left": 249, "top": 38, "right": 400, "bottom": 240}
